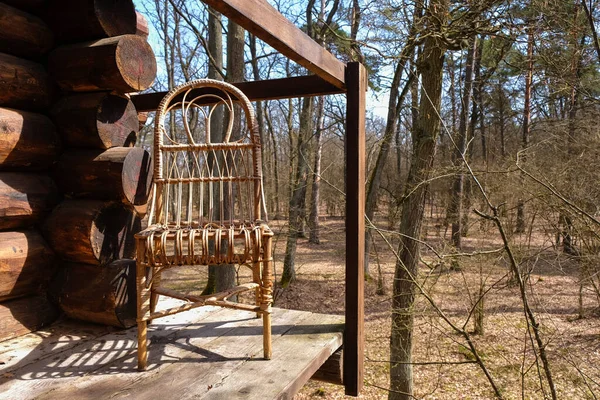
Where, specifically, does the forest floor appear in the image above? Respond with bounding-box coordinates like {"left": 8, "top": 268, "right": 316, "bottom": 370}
{"left": 163, "top": 215, "right": 600, "bottom": 399}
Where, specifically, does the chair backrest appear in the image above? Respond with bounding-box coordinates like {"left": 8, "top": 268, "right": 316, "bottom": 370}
{"left": 148, "top": 79, "right": 264, "bottom": 229}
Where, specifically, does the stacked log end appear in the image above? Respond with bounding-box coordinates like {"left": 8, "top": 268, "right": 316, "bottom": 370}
{"left": 0, "top": 0, "right": 157, "bottom": 340}
{"left": 50, "top": 260, "right": 137, "bottom": 328}
{"left": 40, "top": 0, "right": 157, "bottom": 328}
{"left": 0, "top": 0, "right": 59, "bottom": 342}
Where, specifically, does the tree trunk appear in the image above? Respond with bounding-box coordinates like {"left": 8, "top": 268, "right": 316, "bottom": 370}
{"left": 516, "top": 25, "right": 534, "bottom": 234}
{"left": 203, "top": 7, "right": 226, "bottom": 296}
{"left": 309, "top": 96, "right": 324, "bottom": 244}
{"left": 214, "top": 18, "right": 245, "bottom": 296}
{"left": 389, "top": 1, "right": 448, "bottom": 398}
{"left": 282, "top": 97, "right": 314, "bottom": 287}
{"left": 364, "top": 28, "right": 419, "bottom": 276}
{"left": 448, "top": 37, "right": 476, "bottom": 249}
{"left": 461, "top": 38, "right": 482, "bottom": 238}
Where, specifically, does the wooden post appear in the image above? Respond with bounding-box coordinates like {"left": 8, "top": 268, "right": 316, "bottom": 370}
{"left": 344, "top": 62, "right": 366, "bottom": 396}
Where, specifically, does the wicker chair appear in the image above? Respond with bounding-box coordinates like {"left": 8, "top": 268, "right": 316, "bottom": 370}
{"left": 135, "top": 79, "right": 273, "bottom": 370}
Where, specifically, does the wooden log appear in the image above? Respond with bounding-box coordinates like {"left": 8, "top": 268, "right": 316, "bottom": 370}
{"left": 311, "top": 347, "right": 344, "bottom": 385}
{"left": 0, "top": 295, "right": 59, "bottom": 342}
{"left": 0, "top": 3, "right": 53, "bottom": 59}
{"left": 0, "top": 52, "right": 52, "bottom": 110}
{"left": 53, "top": 147, "right": 152, "bottom": 206}
{"left": 1, "top": 0, "right": 47, "bottom": 14}
{"left": 47, "top": 0, "right": 136, "bottom": 43}
{"left": 0, "top": 230, "right": 55, "bottom": 302}
{"left": 51, "top": 259, "right": 136, "bottom": 328}
{"left": 50, "top": 92, "right": 138, "bottom": 149}
{"left": 136, "top": 12, "right": 149, "bottom": 38}
{"left": 0, "top": 108, "right": 61, "bottom": 170}
{"left": 42, "top": 200, "right": 141, "bottom": 265}
{"left": 0, "top": 173, "right": 59, "bottom": 230}
{"left": 48, "top": 35, "right": 157, "bottom": 93}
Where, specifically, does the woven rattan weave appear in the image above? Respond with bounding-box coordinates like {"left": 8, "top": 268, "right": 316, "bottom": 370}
{"left": 135, "top": 79, "right": 273, "bottom": 370}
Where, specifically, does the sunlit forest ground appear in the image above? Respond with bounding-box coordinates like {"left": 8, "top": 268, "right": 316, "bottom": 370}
{"left": 163, "top": 213, "right": 600, "bottom": 399}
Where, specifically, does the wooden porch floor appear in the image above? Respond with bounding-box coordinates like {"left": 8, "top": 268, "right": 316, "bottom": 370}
{"left": 0, "top": 303, "right": 344, "bottom": 399}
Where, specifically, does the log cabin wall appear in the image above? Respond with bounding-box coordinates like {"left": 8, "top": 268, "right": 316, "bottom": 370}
{"left": 0, "top": 0, "right": 157, "bottom": 340}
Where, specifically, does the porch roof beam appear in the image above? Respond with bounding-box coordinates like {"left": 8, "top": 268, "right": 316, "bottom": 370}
{"left": 130, "top": 75, "right": 344, "bottom": 112}
{"left": 202, "top": 0, "right": 346, "bottom": 89}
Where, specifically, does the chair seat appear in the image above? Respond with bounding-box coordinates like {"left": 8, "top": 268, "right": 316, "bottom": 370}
{"left": 137, "top": 222, "right": 273, "bottom": 267}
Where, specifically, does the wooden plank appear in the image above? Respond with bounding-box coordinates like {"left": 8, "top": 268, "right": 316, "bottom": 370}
{"left": 202, "top": 0, "right": 345, "bottom": 88}
{"left": 0, "top": 320, "right": 116, "bottom": 374}
{"left": 0, "top": 304, "right": 222, "bottom": 399}
{"left": 130, "top": 75, "right": 344, "bottom": 112}
{"left": 198, "top": 313, "right": 344, "bottom": 399}
{"left": 57, "top": 309, "right": 310, "bottom": 400}
{"left": 0, "top": 307, "right": 344, "bottom": 400}
{"left": 344, "top": 62, "right": 366, "bottom": 396}
{"left": 311, "top": 346, "right": 343, "bottom": 385}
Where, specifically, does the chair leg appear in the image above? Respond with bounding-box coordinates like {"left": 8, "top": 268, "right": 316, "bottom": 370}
{"left": 263, "top": 312, "right": 272, "bottom": 359}
{"left": 261, "top": 232, "right": 274, "bottom": 360}
{"left": 253, "top": 261, "right": 261, "bottom": 318}
{"left": 148, "top": 272, "right": 161, "bottom": 324}
{"left": 137, "top": 321, "right": 148, "bottom": 370}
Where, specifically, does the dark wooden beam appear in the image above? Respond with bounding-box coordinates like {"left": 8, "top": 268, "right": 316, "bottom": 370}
{"left": 344, "top": 62, "right": 366, "bottom": 397}
{"left": 202, "top": 0, "right": 346, "bottom": 88}
{"left": 130, "top": 75, "right": 345, "bottom": 112}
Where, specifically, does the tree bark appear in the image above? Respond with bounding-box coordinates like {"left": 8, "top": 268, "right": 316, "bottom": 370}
{"left": 448, "top": 37, "right": 476, "bottom": 249}
{"left": 389, "top": 1, "right": 448, "bottom": 398}
{"left": 50, "top": 92, "right": 138, "bottom": 149}
{"left": 0, "top": 230, "right": 55, "bottom": 302}
{"left": 0, "top": 3, "right": 53, "bottom": 59}
{"left": 0, "top": 173, "right": 58, "bottom": 230}
{"left": 282, "top": 97, "right": 314, "bottom": 287}
{"left": 0, "top": 108, "right": 60, "bottom": 170}
{"left": 309, "top": 96, "right": 324, "bottom": 245}
{"left": 202, "top": 7, "right": 225, "bottom": 296}
{"left": 42, "top": 200, "right": 140, "bottom": 266}
{"left": 516, "top": 25, "right": 534, "bottom": 234}
{"left": 53, "top": 147, "right": 152, "bottom": 206}
{"left": 48, "top": 35, "right": 157, "bottom": 93}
